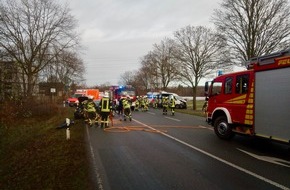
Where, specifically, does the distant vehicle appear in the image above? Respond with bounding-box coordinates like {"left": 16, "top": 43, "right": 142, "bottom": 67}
{"left": 146, "top": 92, "right": 159, "bottom": 105}
{"left": 67, "top": 89, "right": 99, "bottom": 107}
{"left": 110, "top": 85, "right": 136, "bottom": 101}
{"left": 156, "top": 91, "right": 187, "bottom": 109}
{"left": 67, "top": 93, "right": 84, "bottom": 107}
{"left": 110, "top": 85, "right": 136, "bottom": 110}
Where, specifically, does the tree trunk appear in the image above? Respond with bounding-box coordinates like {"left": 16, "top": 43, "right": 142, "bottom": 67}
{"left": 26, "top": 73, "right": 35, "bottom": 98}
{"left": 192, "top": 86, "right": 197, "bottom": 110}
{"left": 21, "top": 72, "right": 27, "bottom": 97}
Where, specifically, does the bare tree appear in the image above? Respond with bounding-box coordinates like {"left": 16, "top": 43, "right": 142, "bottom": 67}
{"left": 152, "top": 38, "right": 180, "bottom": 90}
{"left": 136, "top": 71, "right": 150, "bottom": 92}
{"left": 174, "top": 25, "right": 229, "bottom": 110}
{"left": 0, "top": 0, "right": 80, "bottom": 97}
{"left": 119, "top": 69, "right": 149, "bottom": 95}
{"left": 40, "top": 50, "right": 85, "bottom": 86}
{"left": 141, "top": 38, "right": 179, "bottom": 90}
{"left": 212, "top": 0, "right": 290, "bottom": 65}
{"left": 119, "top": 71, "right": 136, "bottom": 86}
{"left": 139, "top": 52, "right": 160, "bottom": 91}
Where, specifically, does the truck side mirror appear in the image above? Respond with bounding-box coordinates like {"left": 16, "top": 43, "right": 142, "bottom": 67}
{"left": 204, "top": 82, "right": 209, "bottom": 96}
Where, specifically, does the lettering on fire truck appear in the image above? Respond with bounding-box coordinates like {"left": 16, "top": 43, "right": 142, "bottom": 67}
{"left": 277, "top": 57, "right": 290, "bottom": 66}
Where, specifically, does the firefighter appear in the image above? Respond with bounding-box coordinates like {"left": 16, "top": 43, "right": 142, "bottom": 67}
{"left": 162, "top": 96, "right": 169, "bottom": 115}
{"left": 81, "top": 99, "right": 88, "bottom": 119}
{"left": 99, "top": 94, "right": 112, "bottom": 128}
{"left": 152, "top": 96, "right": 158, "bottom": 108}
{"left": 118, "top": 97, "right": 124, "bottom": 120}
{"left": 84, "top": 96, "right": 98, "bottom": 126}
{"left": 122, "top": 96, "right": 132, "bottom": 121}
{"left": 134, "top": 96, "right": 140, "bottom": 111}
{"left": 144, "top": 96, "right": 149, "bottom": 111}
{"left": 169, "top": 95, "right": 175, "bottom": 116}
{"left": 140, "top": 96, "right": 145, "bottom": 112}
{"left": 111, "top": 98, "right": 118, "bottom": 117}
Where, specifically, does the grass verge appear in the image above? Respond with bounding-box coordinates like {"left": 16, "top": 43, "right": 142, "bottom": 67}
{"left": 0, "top": 106, "right": 92, "bottom": 190}
{"left": 176, "top": 100, "right": 207, "bottom": 117}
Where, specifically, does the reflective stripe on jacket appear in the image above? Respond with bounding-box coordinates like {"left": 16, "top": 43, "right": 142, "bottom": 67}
{"left": 122, "top": 99, "right": 131, "bottom": 109}
{"left": 101, "top": 97, "right": 110, "bottom": 112}
{"left": 87, "top": 101, "right": 96, "bottom": 112}
{"left": 170, "top": 99, "right": 175, "bottom": 108}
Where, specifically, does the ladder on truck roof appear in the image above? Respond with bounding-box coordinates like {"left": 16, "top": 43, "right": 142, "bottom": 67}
{"left": 246, "top": 49, "right": 290, "bottom": 69}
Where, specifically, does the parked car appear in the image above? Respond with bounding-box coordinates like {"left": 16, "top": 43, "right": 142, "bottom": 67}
{"left": 174, "top": 95, "right": 187, "bottom": 109}
{"left": 156, "top": 92, "right": 187, "bottom": 109}
{"left": 66, "top": 93, "right": 84, "bottom": 107}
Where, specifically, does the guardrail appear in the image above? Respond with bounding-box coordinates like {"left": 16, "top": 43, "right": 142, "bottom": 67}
{"left": 182, "top": 96, "right": 205, "bottom": 101}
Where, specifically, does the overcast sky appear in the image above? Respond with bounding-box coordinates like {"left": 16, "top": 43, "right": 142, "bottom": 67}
{"left": 60, "top": 0, "right": 221, "bottom": 86}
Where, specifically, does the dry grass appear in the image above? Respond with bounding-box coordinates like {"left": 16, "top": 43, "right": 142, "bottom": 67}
{"left": 0, "top": 105, "right": 92, "bottom": 190}
{"left": 176, "top": 100, "right": 207, "bottom": 117}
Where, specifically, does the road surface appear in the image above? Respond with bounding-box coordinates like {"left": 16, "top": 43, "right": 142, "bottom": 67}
{"left": 85, "top": 108, "right": 290, "bottom": 190}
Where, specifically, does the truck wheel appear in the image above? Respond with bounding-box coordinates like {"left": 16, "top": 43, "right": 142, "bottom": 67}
{"left": 214, "top": 116, "right": 234, "bottom": 140}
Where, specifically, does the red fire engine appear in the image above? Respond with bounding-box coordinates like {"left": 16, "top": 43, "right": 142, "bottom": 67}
{"left": 110, "top": 85, "right": 136, "bottom": 101}
{"left": 205, "top": 49, "right": 290, "bottom": 144}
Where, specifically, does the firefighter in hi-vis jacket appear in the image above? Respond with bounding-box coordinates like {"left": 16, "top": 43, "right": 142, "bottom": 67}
{"left": 169, "top": 95, "right": 175, "bottom": 116}
{"left": 84, "top": 96, "right": 98, "bottom": 126}
{"left": 122, "top": 96, "right": 132, "bottom": 121}
{"left": 99, "top": 94, "right": 112, "bottom": 128}
{"left": 162, "top": 96, "right": 169, "bottom": 115}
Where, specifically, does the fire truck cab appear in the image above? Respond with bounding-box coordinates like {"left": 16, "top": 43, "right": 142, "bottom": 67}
{"left": 205, "top": 49, "right": 290, "bottom": 144}
{"left": 110, "top": 85, "right": 136, "bottom": 101}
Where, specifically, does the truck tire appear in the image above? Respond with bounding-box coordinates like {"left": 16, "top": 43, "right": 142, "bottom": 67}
{"left": 214, "top": 116, "right": 234, "bottom": 140}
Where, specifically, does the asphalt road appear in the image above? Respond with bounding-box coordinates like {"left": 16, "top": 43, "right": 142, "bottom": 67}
{"left": 85, "top": 108, "right": 290, "bottom": 190}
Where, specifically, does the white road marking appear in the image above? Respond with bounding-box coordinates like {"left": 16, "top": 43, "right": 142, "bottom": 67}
{"left": 133, "top": 118, "right": 290, "bottom": 190}
{"left": 147, "top": 112, "right": 156, "bottom": 115}
{"left": 238, "top": 149, "right": 290, "bottom": 168}
{"left": 165, "top": 116, "right": 181, "bottom": 122}
{"left": 86, "top": 126, "right": 104, "bottom": 190}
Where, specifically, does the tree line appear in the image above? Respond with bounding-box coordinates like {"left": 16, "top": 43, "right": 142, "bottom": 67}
{"left": 119, "top": 0, "right": 290, "bottom": 110}
{"left": 1, "top": 0, "right": 290, "bottom": 110}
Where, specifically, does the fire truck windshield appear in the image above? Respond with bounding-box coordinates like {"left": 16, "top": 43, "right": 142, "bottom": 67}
{"left": 73, "top": 93, "right": 84, "bottom": 98}
{"left": 210, "top": 82, "right": 222, "bottom": 96}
